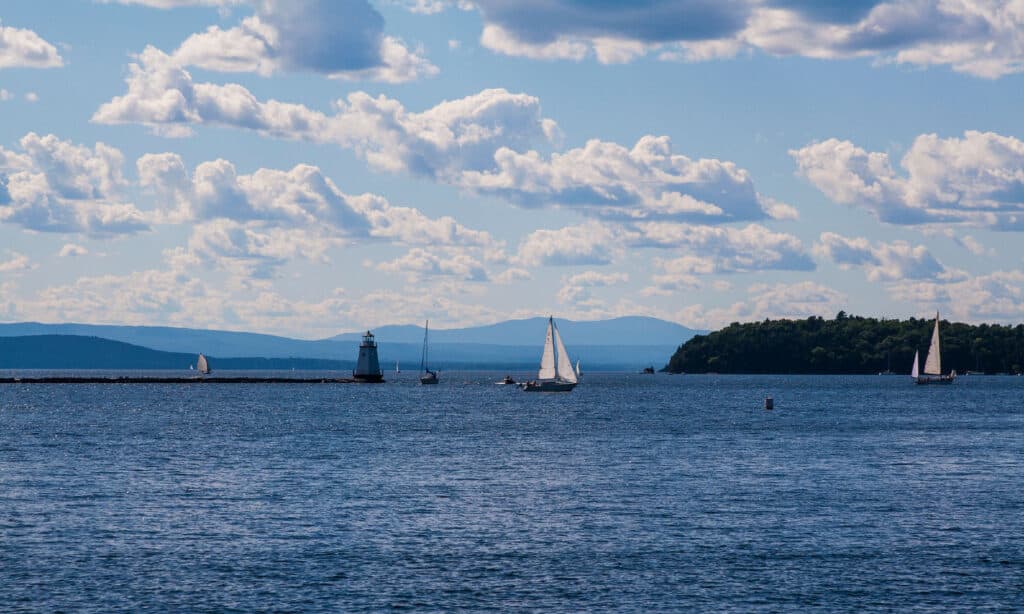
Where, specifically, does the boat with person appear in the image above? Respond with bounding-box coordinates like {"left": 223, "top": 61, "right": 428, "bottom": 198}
{"left": 521, "top": 316, "right": 578, "bottom": 392}
{"left": 496, "top": 375, "right": 516, "bottom": 385}
{"left": 419, "top": 320, "right": 438, "bottom": 385}
{"left": 911, "top": 312, "right": 956, "bottom": 385}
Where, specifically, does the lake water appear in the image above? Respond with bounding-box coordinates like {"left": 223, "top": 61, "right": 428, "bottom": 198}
{"left": 2, "top": 373, "right": 1022, "bottom": 611}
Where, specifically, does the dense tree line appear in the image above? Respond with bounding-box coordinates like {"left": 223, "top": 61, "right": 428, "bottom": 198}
{"left": 665, "top": 312, "right": 1024, "bottom": 375}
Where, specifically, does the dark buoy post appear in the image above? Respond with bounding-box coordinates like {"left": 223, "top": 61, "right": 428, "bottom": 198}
{"left": 764, "top": 396, "right": 774, "bottom": 410}
{"left": 353, "top": 331, "right": 384, "bottom": 382}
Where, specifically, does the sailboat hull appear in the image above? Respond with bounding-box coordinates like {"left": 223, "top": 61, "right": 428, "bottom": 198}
{"left": 520, "top": 380, "right": 576, "bottom": 392}
{"left": 915, "top": 375, "right": 955, "bottom": 385}
{"left": 419, "top": 371, "right": 438, "bottom": 385}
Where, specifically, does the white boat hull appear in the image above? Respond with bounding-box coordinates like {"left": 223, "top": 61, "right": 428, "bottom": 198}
{"left": 520, "top": 380, "right": 576, "bottom": 392}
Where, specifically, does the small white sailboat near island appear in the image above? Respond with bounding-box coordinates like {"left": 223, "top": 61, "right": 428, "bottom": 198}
{"left": 912, "top": 312, "right": 955, "bottom": 385}
{"left": 521, "top": 316, "right": 577, "bottom": 392}
{"left": 196, "top": 353, "right": 211, "bottom": 375}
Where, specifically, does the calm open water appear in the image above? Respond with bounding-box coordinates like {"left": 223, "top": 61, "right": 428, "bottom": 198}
{"left": 1, "top": 372, "right": 1022, "bottom": 611}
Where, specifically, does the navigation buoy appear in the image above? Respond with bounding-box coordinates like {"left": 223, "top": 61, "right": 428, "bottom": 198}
{"left": 764, "top": 396, "right": 774, "bottom": 410}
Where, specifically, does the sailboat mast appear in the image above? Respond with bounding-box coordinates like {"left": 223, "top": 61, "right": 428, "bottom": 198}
{"left": 421, "top": 320, "right": 429, "bottom": 372}
{"left": 550, "top": 316, "right": 559, "bottom": 379}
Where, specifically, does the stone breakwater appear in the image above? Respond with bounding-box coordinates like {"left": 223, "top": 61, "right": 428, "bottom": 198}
{"left": 0, "top": 376, "right": 374, "bottom": 384}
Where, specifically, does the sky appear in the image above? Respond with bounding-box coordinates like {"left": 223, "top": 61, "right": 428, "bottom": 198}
{"left": 1, "top": 0, "right": 1024, "bottom": 338}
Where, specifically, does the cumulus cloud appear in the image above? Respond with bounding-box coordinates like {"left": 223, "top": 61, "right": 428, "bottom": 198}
{"left": 376, "top": 246, "right": 489, "bottom": 282}
{"left": 98, "top": 0, "right": 243, "bottom": 6}
{"left": 790, "top": 132, "right": 1024, "bottom": 230}
{"left": 461, "top": 135, "right": 787, "bottom": 223}
{"left": 95, "top": 49, "right": 550, "bottom": 176}
{"left": 0, "top": 133, "right": 149, "bottom": 236}
{"left": 889, "top": 270, "right": 1024, "bottom": 322}
{"left": 0, "top": 251, "right": 32, "bottom": 273}
{"left": 637, "top": 222, "right": 816, "bottom": 298}
{"left": 514, "top": 222, "right": 622, "bottom": 267}
{"left": 137, "top": 154, "right": 502, "bottom": 276}
{"left": 419, "top": 1, "right": 1024, "bottom": 78}
{"left": 632, "top": 222, "right": 815, "bottom": 272}
{"left": 94, "top": 50, "right": 795, "bottom": 227}
{"left": 171, "top": 0, "right": 438, "bottom": 83}
{"left": 792, "top": 131, "right": 1024, "bottom": 230}
{"left": 557, "top": 270, "right": 629, "bottom": 304}
{"left": 0, "top": 21, "right": 63, "bottom": 69}
{"left": 815, "top": 232, "right": 956, "bottom": 282}
{"left": 678, "top": 281, "right": 848, "bottom": 329}
{"left": 58, "top": 243, "right": 89, "bottom": 257}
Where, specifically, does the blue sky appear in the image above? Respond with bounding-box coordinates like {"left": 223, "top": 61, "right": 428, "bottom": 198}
{"left": 2, "top": 0, "right": 1024, "bottom": 337}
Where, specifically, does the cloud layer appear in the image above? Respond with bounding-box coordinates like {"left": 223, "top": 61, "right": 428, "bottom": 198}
{"left": 461, "top": 0, "right": 1024, "bottom": 78}
{"left": 0, "top": 21, "right": 63, "bottom": 69}
{"left": 792, "top": 131, "right": 1024, "bottom": 230}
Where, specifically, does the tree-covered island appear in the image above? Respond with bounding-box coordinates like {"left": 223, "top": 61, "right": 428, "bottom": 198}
{"left": 665, "top": 312, "right": 1024, "bottom": 375}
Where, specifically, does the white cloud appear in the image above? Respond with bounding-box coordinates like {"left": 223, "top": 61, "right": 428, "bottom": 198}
{"left": 678, "top": 281, "right": 848, "bottom": 330}
{"left": 58, "top": 243, "right": 90, "bottom": 258}
{"left": 462, "top": 1, "right": 1024, "bottom": 79}
{"left": 461, "top": 135, "right": 784, "bottom": 223}
{"left": 24, "top": 92, "right": 39, "bottom": 102}
{"left": 634, "top": 222, "right": 815, "bottom": 272}
{"left": 0, "top": 89, "right": 11, "bottom": 101}
{"left": 0, "top": 21, "right": 63, "bottom": 69}
{"left": 493, "top": 267, "right": 531, "bottom": 284}
{"left": 514, "top": 222, "right": 621, "bottom": 267}
{"left": 792, "top": 131, "right": 1024, "bottom": 229}
{"left": 95, "top": 48, "right": 551, "bottom": 178}
{"left": 136, "top": 154, "right": 502, "bottom": 277}
{"left": 376, "top": 246, "right": 489, "bottom": 282}
{"left": 0, "top": 133, "right": 148, "bottom": 236}
{"left": 94, "top": 50, "right": 794, "bottom": 227}
{"left": 171, "top": 0, "right": 438, "bottom": 83}
{"left": 889, "top": 270, "right": 1024, "bottom": 322}
{"left": 557, "top": 270, "right": 628, "bottom": 304}
{"left": 815, "top": 232, "right": 957, "bottom": 282}
{"left": 0, "top": 251, "right": 32, "bottom": 273}
{"left": 97, "top": 0, "right": 243, "bottom": 6}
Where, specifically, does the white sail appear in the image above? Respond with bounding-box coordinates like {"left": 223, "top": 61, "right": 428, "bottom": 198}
{"left": 538, "top": 318, "right": 557, "bottom": 380}
{"left": 553, "top": 323, "right": 577, "bottom": 383}
{"left": 923, "top": 313, "right": 942, "bottom": 375}
{"left": 197, "top": 353, "right": 210, "bottom": 374}
{"left": 575, "top": 360, "right": 581, "bottom": 377}
{"left": 911, "top": 350, "right": 919, "bottom": 379}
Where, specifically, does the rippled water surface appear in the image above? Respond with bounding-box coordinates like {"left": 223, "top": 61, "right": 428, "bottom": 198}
{"left": 2, "top": 372, "right": 1022, "bottom": 611}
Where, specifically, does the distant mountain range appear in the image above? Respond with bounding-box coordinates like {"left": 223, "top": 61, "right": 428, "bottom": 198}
{"left": 0, "top": 336, "right": 349, "bottom": 371}
{"left": 0, "top": 317, "right": 704, "bottom": 370}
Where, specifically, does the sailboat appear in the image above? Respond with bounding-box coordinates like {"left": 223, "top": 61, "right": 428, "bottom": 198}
{"left": 196, "top": 353, "right": 211, "bottom": 375}
{"left": 419, "top": 320, "right": 438, "bottom": 385}
{"left": 575, "top": 360, "right": 581, "bottom": 379}
{"left": 521, "top": 316, "right": 577, "bottom": 392}
{"left": 395, "top": 360, "right": 400, "bottom": 375}
{"left": 912, "top": 312, "right": 956, "bottom": 385}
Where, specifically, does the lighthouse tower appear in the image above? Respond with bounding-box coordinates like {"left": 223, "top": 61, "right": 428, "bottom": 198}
{"left": 353, "top": 331, "right": 384, "bottom": 382}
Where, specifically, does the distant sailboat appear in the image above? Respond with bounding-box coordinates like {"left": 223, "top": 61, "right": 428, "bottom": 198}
{"left": 575, "top": 360, "right": 581, "bottom": 379}
{"left": 420, "top": 320, "right": 438, "bottom": 385}
{"left": 913, "top": 312, "right": 955, "bottom": 385}
{"left": 521, "top": 316, "right": 577, "bottom": 392}
{"left": 395, "top": 360, "right": 400, "bottom": 375}
{"left": 196, "top": 353, "right": 211, "bottom": 375}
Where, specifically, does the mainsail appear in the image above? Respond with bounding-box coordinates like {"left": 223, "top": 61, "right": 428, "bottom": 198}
{"left": 911, "top": 350, "right": 919, "bottom": 379}
{"left": 538, "top": 319, "right": 556, "bottom": 380}
{"left": 923, "top": 312, "right": 942, "bottom": 375}
{"left": 197, "top": 353, "right": 210, "bottom": 375}
{"left": 553, "top": 323, "right": 577, "bottom": 383}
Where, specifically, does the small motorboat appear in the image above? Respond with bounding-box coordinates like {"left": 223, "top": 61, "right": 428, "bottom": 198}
{"left": 496, "top": 375, "right": 516, "bottom": 385}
